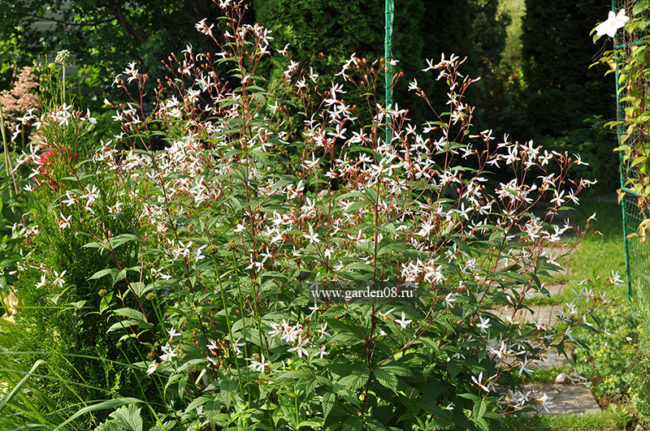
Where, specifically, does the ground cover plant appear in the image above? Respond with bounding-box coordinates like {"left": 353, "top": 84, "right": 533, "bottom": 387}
{"left": 0, "top": 0, "right": 620, "bottom": 429}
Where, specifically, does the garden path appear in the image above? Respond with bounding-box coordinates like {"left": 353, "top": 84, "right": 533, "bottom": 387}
{"left": 510, "top": 245, "right": 602, "bottom": 416}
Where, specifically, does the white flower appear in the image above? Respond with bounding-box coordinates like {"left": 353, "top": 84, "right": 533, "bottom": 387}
{"left": 52, "top": 270, "right": 66, "bottom": 288}
{"left": 146, "top": 361, "right": 157, "bottom": 375}
{"left": 288, "top": 336, "right": 309, "bottom": 358}
{"left": 477, "top": 316, "right": 491, "bottom": 333}
{"left": 394, "top": 311, "right": 412, "bottom": 329}
{"left": 445, "top": 292, "right": 456, "bottom": 308}
{"left": 304, "top": 225, "right": 320, "bottom": 244}
{"left": 232, "top": 337, "right": 245, "bottom": 355}
{"left": 59, "top": 213, "right": 72, "bottom": 230}
{"left": 471, "top": 371, "right": 491, "bottom": 392}
{"left": 62, "top": 191, "right": 77, "bottom": 207}
{"left": 608, "top": 270, "right": 624, "bottom": 287}
{"left": 318, "top": 322, "right": 331, "bottom": 338}
{"left": 518, "top": 359, "right": 533, "bottom": 376}
{"left": 308, "top": 303, "right": 320, "bottom": 317}
{"left": 315, "top": 344, "right": 328, "bottom": 359}
{"left": 167, "top": 327, "right": 182, "bottom": 338}
{"left": 595, "top": 9, "right": 629, "bottom": 38}
{"left": 160, "top": 344, "right": 177, "bottom": 362}
{"left": 248, "top": 354, "right": 270, "bottom": 372}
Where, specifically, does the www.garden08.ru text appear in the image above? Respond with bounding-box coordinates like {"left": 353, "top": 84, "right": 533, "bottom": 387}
{"left": 308, "top": 283, "right": 416, "bottom": 303}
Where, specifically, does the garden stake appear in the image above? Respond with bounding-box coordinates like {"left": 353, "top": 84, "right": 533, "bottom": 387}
{"left": 385, "top": 0, "right": 394, "bottom": 146}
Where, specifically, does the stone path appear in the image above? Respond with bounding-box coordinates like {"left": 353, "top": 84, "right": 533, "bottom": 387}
{"left": 523, "top": 384, "right": 601, "bottom": 416}
{"left": 534, "top": 284, "right": 565, "bottom": 297}
{"left": 495, "top": 304, "right": 561, "bottom": 326}
{"left": 502, "top": 196, "right": 624, "bottom": 417}
{"left": 508, "top": 243, "right": 603, "bottom": 417}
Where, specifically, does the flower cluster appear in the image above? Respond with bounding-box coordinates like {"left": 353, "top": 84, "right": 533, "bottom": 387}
{"left": 0, "top": 67, "right": 40, "bottom": 126}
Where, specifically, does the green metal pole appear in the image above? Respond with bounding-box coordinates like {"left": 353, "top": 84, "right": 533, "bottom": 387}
{"left": 612, "top": 0, "right": 633, "bottom": 298}
{"left": 385, "top": 0, "right": 394, "bottom": 145}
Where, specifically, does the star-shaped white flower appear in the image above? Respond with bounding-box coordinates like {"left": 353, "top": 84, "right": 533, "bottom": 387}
{"left": 166, "top": 327, "right": 181, "bottom": 338}
{"left": 596, "top": 9, "right": 629, "bottom": 38}
{"left": 304, "top": 225, "right": 320, "bottom": 244}
{"left": 477, "top": 316, "right": 491, "bottom": 333}
{"left": 160, "top": 344, "right": 177, "bottom": 362}
{"left": 288, "top": 336, "right": 309, "bottom": 358}
{"left": 394, "top": 311, "right": 412, "bottom": 329}
{"left": 146, "top": 361, "right": 157, "bottom": 375}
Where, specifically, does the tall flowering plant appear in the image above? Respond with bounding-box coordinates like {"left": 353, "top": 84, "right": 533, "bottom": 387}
{"left": 13, "top": 1, "right": 614, "bottom": 429}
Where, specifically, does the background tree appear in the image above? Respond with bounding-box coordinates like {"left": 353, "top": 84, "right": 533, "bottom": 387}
{"left": 468, "top": 0, "right": 512, "bottom": 132}
{"left": 253, "top": 0, "right": 477, "bottom": 124}
{"left": 0, "top": 0, "right": 224, "bottom": 106}
{"left": 517, "top": 0, "right": 618, "bottom": 192}
{"left": 521, "top": 0, "right": 614, "bottom": 137}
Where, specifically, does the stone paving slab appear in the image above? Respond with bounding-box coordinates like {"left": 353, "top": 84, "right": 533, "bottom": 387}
{"left": 494, "top": 304, "right": 561, "bottom": 326}
{"left": 523, "top": 384, "right": 600, "bottom": 416}
{"left": 496, "top": 247, "right": 571, "bottom": 277}
{"left": 506, "top": 232, "right": 603, "bottom": 418}
{"left": 534, "top": 350, "right": 571, "bottom": 370}
{"left": 527, "top": 283, "right": 565, "bottom": 298}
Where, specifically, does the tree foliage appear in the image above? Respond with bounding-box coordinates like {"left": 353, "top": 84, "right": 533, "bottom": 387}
{"left": 0, "top": 0, "right": 224, "bottom": 103}
{"left": 253, "top": 0, "right": 477, "bottom": 123}
{"left": 521, "top": 0, "right": 614, "bottom": 136}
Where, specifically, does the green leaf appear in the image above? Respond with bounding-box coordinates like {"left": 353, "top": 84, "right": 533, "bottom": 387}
{"left": 113, "top": 307, "right": 147, "bottom": 322}
{"left": 0, "top": 359, "right": 45, "bottom": 412}
{"left": 374, "top": 367, "right": 398, "bottom": 390}
{"left": 337, "top": 371, "right": 368, "bottom": 392}
{"left": 185, "top": 395, "right": 210, "bottom": 413}
{"left": 342, "top": 415, "right": 364, "bottom": 431}
{"left": 381, "top": 364, "right": 413, "bottom": 378}
{"left": 472, "top": 398, "right": 487, "bottom": 424}
{"left": 89, "top": 268, "right": 119, "bottom": 281}
{"left": 109, "top": 234, "right": 139, "bottom": 249}
{"left": 447, "top": 361, "right": 461, "bottom": 378}
{"left": 106, "top": 404, "right": 144, "bottom": 431}
{"left": 54, "top": 398, "right": 143, "bottom": 430}
{"left": 99, "top": 291, "right": 114, "bottom": 313}
{"left": 107, "top": 319, "right": 152, "bottom": 333}
{"left": 322, "top": 392, "right": 335, "bottom": 420}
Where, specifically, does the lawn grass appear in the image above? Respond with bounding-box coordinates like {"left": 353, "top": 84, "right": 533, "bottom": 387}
{"left": 502, "top": 405, "right": 632, "bottom": 431}
{"left": 523, "top": 366, "right": 572, "bottom": 385}
{"left": 498, "top": 0, "right": 526, "bottom": 62}
{"left": 526, "top": 198, "right": 626, "bottom": 306}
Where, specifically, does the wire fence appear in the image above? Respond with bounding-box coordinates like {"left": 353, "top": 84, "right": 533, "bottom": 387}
{"left": 613, "top": 0, "right": 650, "bottom": 295}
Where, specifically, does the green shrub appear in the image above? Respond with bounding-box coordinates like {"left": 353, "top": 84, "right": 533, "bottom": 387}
{"left": 536, "top": 116, "right": 619, "bottom": 195}
{"left": 575, "top": 290, "right": 650, "bottom": 418}
{"left": 2, "top": 2, "right": 615, "bottom": 429}
{"left": 8, "top": 105, "right": 158, "bottom": 425}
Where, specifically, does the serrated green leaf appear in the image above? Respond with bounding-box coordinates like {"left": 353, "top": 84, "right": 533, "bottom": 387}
{"left": 374, "top": 367, "right": 398, "bottom": 390}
